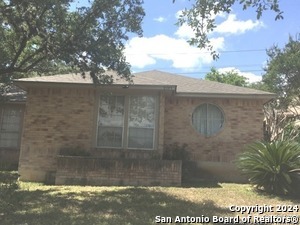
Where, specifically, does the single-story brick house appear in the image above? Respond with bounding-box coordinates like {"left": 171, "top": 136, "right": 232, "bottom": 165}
{"left": 13, "top": 70, "right": 275, "bottom": 185}
{"left": 0, "top": 86, "right": 26, "bottom": 169}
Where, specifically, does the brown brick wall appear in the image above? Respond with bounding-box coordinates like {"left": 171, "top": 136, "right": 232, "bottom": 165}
{"left": 55, "top": 156, "right": 181, "bottom": 186}
{"left": 18, "top": 87, "right": 166, "bottom": 182}
{"left": 164, "top": 96, "right": 265, "bottom": 162}
{"left": 19, "top": 87, "right": 96, "bottom": 181}
{"left": 18, "top": 86, "right": 266, "bottom": 183}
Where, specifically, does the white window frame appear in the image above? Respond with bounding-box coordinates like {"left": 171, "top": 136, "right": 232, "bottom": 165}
{"left": 97, "top": 95, "right": 125, "bottom": 148}
{"left": 96, "top": 94, "right": 158, "bottom": 150}
{"left": 127, "top": 96, "right": 156, "bottom": 149}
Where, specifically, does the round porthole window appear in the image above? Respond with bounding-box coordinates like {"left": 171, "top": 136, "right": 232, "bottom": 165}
{"left": 192, "top": 103, "right": 224, "bottom": 136}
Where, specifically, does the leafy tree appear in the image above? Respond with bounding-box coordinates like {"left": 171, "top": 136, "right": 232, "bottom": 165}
{"left": 0, "top": 0, "right": 144, "bottom": 85}
{"left": 175, "top": 0, "right": 283, "bottom": 59}
{"left": 205, "top": 67, "right": 248, "bottom": 86}
{"left": 263, "top": 36, "right": 300, "bottom": 107}
{"left": 247, "top": 81, "right": 270, "bottom": 91}
{"left": 261, "top": 36, "right": 300, "bottom": 142}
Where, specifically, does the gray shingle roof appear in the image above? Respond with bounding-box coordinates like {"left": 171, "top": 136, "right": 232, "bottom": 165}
{"left": 14, "top": 70, "right": 275, "bottom": 99}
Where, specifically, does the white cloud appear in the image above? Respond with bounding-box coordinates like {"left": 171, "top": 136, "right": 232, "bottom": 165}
{"left": 215, "top": 14, "right": 264, "bottom": 34}
{"left": 125, "top": 35, "right": 224, "bottom": 69}
{"left": 217, "top": 67, "right": 262, "bottom": 83}
{"left": 154, "top": 16, "right": 167, "bottom": 23}
{"left": 174, "top": 23, "right": 195, "bottom": 39}
{"left": 174, "top": 9, "right": 226, "bottom": 39}
{"left": 124, "top": 37, "right": 157, "bottom": 68}
{"left": 175, "top": 10, "right": 184, "bottom": 19}
{"left": 125, "top": 11, "right": 264, "bottom": 71}
{"left": 175, "top": 11, "right": 264, "bottom": 39}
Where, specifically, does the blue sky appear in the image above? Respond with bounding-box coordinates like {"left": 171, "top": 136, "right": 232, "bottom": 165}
{"left": 71, "top": 0, "right": 300, "bottom": 82}
{"left": 123, "top": 0, "right": 300, "bottom": 82}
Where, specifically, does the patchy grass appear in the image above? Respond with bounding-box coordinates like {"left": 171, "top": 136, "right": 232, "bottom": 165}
{"left": 1, "top": 181, "right": 299, "bottom": 225}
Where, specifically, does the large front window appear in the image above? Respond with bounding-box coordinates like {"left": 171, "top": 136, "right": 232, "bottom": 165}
{"left": 0, "top": 107, "right": 22, "bottom": 148}
{"left": 97, "top": 95, "right": 157, "bottom": 149}
{"left": 97, "top": 96, "right": 125, "bottom": 147}
{"left": 128, "top": 96, "right": 155, "bottom": 149}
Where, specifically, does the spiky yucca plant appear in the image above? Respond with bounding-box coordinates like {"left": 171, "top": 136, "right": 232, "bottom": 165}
{"left": 236, "top": 141, "right": 300, "bottom": 196}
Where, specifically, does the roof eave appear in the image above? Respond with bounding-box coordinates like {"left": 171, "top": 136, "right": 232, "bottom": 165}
{"left": 13, "top": 80, "right": 177, "bottom": 92}
{"left": 176, "top": 92, "right": 276, "bottom": 100}
{"left": 13, "top": 80, "right": 276, "bottom": 101}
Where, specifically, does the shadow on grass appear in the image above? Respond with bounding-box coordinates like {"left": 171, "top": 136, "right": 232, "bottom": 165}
{"left": 182, "top": 180, "right": 222, "bottom": 188}
{"left": 2, "top": 187, "right": 230, "bottom": 225}
{"left": 253, "top": 188, "right": 300, "bottom": 202}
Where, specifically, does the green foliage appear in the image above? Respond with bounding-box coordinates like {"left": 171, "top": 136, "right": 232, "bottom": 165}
{"left": 278, "top": 122, "right": 300, "bottom": 143}
{"left": 163, "top": 143, "right": 190, "bottom": 160}
{"left": 260, "top": 36, "right": 300, "bottom": 142}
{"left": 205, "top": 67, "right": 248, "bottom": 86}
{"left": 262, "top": 36, "right": 300, "bottom": 107}
{"left": 205, "top": 67, "right": 275, "bottom": 91}
{"left": 247, "top": 81, "right": 271, "bottom": 91}
{"left": 0, "top": 0, "right": 144, "bottom": 84}
{"left": 0, "top": 171, "right": 20, "bottom": 215}
{"left": 59, "top": 147, "right": 91, "bottom": 157}
{"left": 236, "top": 141, "right": 300, "bottom": 196}
{"left": 175, "top": 0, "right": 283, "bottom": 59}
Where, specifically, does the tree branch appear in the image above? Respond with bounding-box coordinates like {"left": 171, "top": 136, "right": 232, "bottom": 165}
{"left": 23, "top": 56, "right": 47, "bottom": 72}
{"left": 9, "top": 36, "right": 28, "bottom": 69}
{"left": 17, "top": 45, "right": 47, "bottom": 69}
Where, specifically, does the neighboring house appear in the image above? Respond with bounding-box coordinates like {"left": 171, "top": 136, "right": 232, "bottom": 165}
{"left": 13, "top": 70, "right": 275, "bottom": 184}
{"left": 0, "top": 86, "right": 26, "bottom": 169}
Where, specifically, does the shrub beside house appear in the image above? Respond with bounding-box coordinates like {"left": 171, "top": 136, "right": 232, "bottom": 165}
{"left": 6, "top": 70, "right": 275, "bottom": 185}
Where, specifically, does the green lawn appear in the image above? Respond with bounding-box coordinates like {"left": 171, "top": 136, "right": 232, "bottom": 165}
{"left": 1, "top": 181, "right": 299, "bottom": 225}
